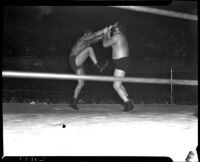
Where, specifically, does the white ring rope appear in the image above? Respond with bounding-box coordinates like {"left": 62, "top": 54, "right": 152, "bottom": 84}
{"left": 2, "top": 71, "right": 198, "bottom": 86}
{"left": 110, "top": 6, "right": 198, "bottom": 21}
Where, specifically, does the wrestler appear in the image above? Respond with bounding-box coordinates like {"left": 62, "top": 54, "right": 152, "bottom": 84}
{"left": 69, "top": 28, "right": 108, "bottom": 110}
{"left": 103, "top": 23, "right": 134, "bottom": 111}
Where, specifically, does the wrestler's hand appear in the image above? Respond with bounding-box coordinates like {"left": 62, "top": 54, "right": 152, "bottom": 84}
{"left": 104, "top": 25, "right": 113, "bottom": 34}
{"left": 108, "top": 25, "right": 112, "bottom": 31}
{"left": 107, "top": 30, "right": 111, "bottom": 39}
{"left": 103, "top": 27, "right": 110, "bottom": 38}
{"left": 103, "top": 27, "right": 109, "bottom": 35}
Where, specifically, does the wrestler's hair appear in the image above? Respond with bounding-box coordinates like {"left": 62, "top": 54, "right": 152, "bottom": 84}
{"left": 114, "top": 22, "right": 126, "bottom": 32}
{"left": 110, "top": 22, "right": 125, "bottom": 37}
{"left": 110, "top": 27, "right": 116, "bottom": 37}
{"left": 111, "top": 21, "right": 126, "bottom": 35}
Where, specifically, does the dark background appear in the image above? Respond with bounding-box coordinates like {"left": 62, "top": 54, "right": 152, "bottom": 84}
{"left": 2, "top": 3, "right": 198, "bottom": 105}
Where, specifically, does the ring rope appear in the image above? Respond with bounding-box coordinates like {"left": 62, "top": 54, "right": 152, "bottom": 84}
{"left": 110, "top": 6, "right": 198, "bottom": 21}
{"left": 2, "top": 71, "right": 198, "bottom": 86}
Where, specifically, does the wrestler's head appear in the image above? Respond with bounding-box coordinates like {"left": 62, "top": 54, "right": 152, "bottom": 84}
{"left": 109, "top": 26, "right": 116, "bottom": 36}
{"left": 112, "top": 22, "right": 125, "bottom": 35}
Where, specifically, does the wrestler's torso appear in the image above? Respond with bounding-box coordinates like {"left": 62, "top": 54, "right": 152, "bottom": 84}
{"left": 112, "top": 33, "right": 129, "bottom": 60}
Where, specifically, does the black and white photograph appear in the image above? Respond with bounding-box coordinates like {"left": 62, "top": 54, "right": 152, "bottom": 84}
{"left": 2, "top": 2, "right": 198, "bottom": 162}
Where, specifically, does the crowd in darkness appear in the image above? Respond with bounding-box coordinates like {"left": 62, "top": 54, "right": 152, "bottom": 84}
{"left": 2, "top": 89, "right": 198, "bottom": 105}
{"left": 3, "top": 7, "right": 196, "bottom": 61}
{"left": 3, "top": 6, "right": 197, "bottom": 105}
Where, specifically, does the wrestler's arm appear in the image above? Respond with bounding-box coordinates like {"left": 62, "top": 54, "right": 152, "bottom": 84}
{"left": 83, "top": 26, "right": 110, "bottom": 46}
{"left": 83, "top": 31, "right": 102, "bottom": 42}
{"left": 84, "top": 25, "right": 111, "bottom": 41}
{"left": 85, "top": 34, "right": 104, "bottom": 45}
{"left": 103, "top": 35, "right": 116, "bottom": 48}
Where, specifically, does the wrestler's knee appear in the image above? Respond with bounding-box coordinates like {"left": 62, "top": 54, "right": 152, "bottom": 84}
{"left": 78, "top": 80, "right": 85, "bottom": 87}
{"left": 113, "top": 82, "right": 120, "bottom": 91}
{"left": 88, "top": 47, "right": 94, "bottom": 53}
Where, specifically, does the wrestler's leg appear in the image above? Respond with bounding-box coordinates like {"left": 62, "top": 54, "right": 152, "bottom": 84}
{"left": 113, "top": 69, "right": 133, "bottom": 111}
{"left": 86, "top": 47, "right": 108, "bottom": 72}
{"left": 72, "top": 68, "right": 85, "bottom": 110}
{"left": 76, "top": 47, "right": 98, "bottom": 66}
{"left": 113, "top": 69, "right": 129, "bottom": 102}
{"left": 76, "top": 47, "right": 106, "bottom": 72}
{"left": 87, "top": 47, "right": 98, "bottom": 65}
{"left": 121, "top": 85, "right": 128, "bottom": 97}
